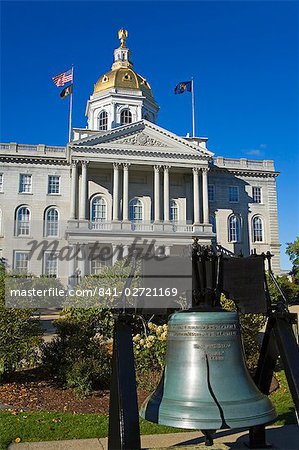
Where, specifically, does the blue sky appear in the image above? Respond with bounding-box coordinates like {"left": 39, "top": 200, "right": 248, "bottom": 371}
{"left": 1, "top": 1, "right": 298, "bottom": 269}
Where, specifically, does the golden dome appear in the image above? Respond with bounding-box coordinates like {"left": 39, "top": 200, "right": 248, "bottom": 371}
{"left": 93, "top": 67, "right": 153, "bottom": 98}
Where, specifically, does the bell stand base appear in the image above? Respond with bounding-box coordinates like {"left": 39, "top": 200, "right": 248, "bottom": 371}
{"left": 246, "top": 426, "right": 272, "bottom": 449}
{"left": 202, "top": 429, "right": 216, "bottom": 446}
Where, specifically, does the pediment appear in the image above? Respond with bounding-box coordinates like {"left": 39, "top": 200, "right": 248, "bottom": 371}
{"left": 71, "top": 120, "right": 213, "bottom": 158}
{"left": 116, "top": 131, "right": 168, "bottom": 147}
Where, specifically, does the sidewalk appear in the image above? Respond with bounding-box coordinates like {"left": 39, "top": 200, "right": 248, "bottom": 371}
{"left": 7, "top": 425, "right": 299, "bottom": 449}
{"left": 38, "top": 311, "right": 60, "bottom": 343}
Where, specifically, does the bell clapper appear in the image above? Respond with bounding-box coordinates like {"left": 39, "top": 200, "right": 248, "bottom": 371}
{"left": 202, "top": 429, "right": 215, "bottom": 446}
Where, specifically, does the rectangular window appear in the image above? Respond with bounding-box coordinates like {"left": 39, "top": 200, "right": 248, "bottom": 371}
{"left": 252, "top": 187, "right": 262, "bottom": 204}
{"left": 0, "top": 174, "right": 3, "bottom": 192}
{"left": 229, "top": 186, "right": 239, "bottom": 203}
{"left": 208, "top": 184, "right": 215, "bottom": 202}
{"left": 14, "top": 252, "right": 29, "bottom": 274}
{"left": 44, "top": 252, "right": 58, "bottom": 277}
{"left": 19, "top": 174, "right": 32, "bottom": 193}
{"left": 90, "top": 257, "right": 107, "bottom": 275}
{"left": 48, "top": 175, "right": 60, "bottom": 194}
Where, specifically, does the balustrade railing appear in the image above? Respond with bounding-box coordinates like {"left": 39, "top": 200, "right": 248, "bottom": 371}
{"left": 172, "top": 223, "right": 194, "bottom": 232}
{"left": 214, "top": 156, "right": 274, "bottom": 171}
{"left": 130, "top": 222, "right": 154, "bottom": 232}
{"left": 45, "top": 146, "right": 66, "bottom": 153}
{"left": 86, "top": 221, "right": 195, "bottom": 233}
{"left": 90, "top": 221, "right": 112, "bottom": 230}
{"left": 0, "top": 143, "right": 66, "bottom": 154}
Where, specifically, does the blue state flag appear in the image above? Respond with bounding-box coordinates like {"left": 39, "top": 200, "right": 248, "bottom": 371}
{"left": 174, "top": 80, "right": 192, "bottom": 94}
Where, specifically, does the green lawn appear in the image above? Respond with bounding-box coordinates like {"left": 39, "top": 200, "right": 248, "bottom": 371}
{"left": 0, "top": 371, "right": 296, "bottom": 449}
{"left": 269, "top": 370, "right": 297, "bottom": 426}
{"left": 0, "top": 412, "right": 185, "bottom": 449}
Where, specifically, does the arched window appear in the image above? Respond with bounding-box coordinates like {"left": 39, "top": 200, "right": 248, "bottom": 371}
{"left": 228, "top": 215, "right": 241, "bottom": 243}
{"left": 170, "top": 200, "right": 178, "bottom": 222}
{"left": 210, "top": 214, "right": 216, "bottom": 234}
{"left": 253, "top": 216, "right": 264, "bottom": 242}
{"left": 120, "top": 109, "right": 132, "bottom": 125}
{"left": 45, "top": 208, "right": 59, "bottom": 236}
{"left": 16, "top": 206, "right": 30, "bottom": 236}
{"left": 98, "top": 111, "right": 108, "bottom": 131}
{"left": 129, "top": 198, "right": 143, "bottom": 222}
{"left": 91, "top": 196, "right": 107, "bottom": 222}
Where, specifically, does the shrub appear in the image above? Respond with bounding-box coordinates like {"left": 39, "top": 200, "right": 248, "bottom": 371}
{"left": 66, "top": 359, "right": 93, "bottom": 399}
{"left": 42, "top": 259, "right": 144, "bottom": 397}
{"left": 0, "top": 266, "right": 42, "bottom": 380}
{"left": 220, "top": 295, "right": 266, "bottom": 370}
{"left": 133, "top": 321, "right": 168, "bottom": 389}
{"left": 42, "top": 312, "right": 111, "bottom": 398}
{"left": 66, "top": 354, "right": 111, "bottom": 399}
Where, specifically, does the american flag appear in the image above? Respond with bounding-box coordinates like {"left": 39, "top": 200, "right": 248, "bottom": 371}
{"left": 52, "top": 69, "right": 73, "bottom": 87}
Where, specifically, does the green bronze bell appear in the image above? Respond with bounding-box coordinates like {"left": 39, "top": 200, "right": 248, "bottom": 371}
{"left": 140, "top": 311, "right": 277, "bottom": 431}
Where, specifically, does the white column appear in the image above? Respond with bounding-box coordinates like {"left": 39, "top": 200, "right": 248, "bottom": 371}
{"left": 202, "top": 168, "right": 209, "bottom": 224}
{"left": 193, "top": 167, "right": 200, "bottom": 224}
{"left": 122, "top": 163, "right": 130, "bottom": 221}
{"left": 68, "top": 244, "right": 77, "bottom": 286}
{"left": 154, "top": 165, "right": 161, "bottom": 222}
{"left": 112, "top": 163, "right": 120, "bottom": 221}
{"left": 122, "top": 244, "right": 129, "bottom": 258}
{"left": 163, "top": 166, "right": 170, "bottom": 222}
{"left": 78, "top": 244, "right": 87, "bottom": 277}
{"left": 79, "top": 161, "right": 88, "bottom": 220}
{"left": 70, "top": 162, "right": 78, "bottom": 220}
{"left": 112, "top": 244, "right": 119, "bottom": 265}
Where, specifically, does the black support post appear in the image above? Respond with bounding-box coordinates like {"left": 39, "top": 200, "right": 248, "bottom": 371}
{"left": 249, "top": 312, "right": 299, "bottom": 448}
{"left": 108, "top": 315, "right": 141, "bottom": 450}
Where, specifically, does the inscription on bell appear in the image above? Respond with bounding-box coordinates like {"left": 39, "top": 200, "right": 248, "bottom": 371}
{"left": 168, "top": 323, "right": 239, "bottom": 338}
{"left": 194, "top": 342, "right": 231, "bottom": 361}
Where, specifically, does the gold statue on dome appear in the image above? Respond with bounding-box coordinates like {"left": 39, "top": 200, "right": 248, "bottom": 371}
{"left": 118, "top": 28, "right": 128, "bottom": 48}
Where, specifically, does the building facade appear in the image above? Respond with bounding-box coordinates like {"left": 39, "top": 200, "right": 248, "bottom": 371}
{"left": 0, "top": 30, "right": 281, "bottom": 283}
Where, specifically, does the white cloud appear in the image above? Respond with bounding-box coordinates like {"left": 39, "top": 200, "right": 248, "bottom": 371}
{"left": 242, "top": 144, "right": 268, "bottom": 157}
{"left": 246, "top": 148, "right": 263, "bottom": 156}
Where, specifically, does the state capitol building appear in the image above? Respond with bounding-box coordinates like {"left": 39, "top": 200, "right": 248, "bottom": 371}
{"left": 0, "top": 30, "right": 281, "bottom": 283}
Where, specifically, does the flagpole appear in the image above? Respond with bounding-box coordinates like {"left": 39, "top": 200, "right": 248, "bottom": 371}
{"left": 68, "top": 66, "right": 74, "bottom": 143}
{"left": 191, "top": 77, "right": 196, "bottom": 137}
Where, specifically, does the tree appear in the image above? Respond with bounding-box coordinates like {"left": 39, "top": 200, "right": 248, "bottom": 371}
{"left": 42, "top": 259, "right": 141, "bottom": 397}
{"left": 286, "top": 237, "right": 299, "bottom": 282}
{"left": 0, "top": 265, "right": 42, "bottom": 380}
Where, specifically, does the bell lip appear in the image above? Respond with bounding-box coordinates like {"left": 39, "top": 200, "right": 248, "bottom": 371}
{"left": 140, "top": 409, "right": 277, "bottom": 431}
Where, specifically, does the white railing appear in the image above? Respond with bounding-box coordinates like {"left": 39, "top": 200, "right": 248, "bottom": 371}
{"left": 85, "top": 221, "right": 196, "bottom": 233}
{"left": 90, "top": 221, "right": 112, "bottom": 230}
{"left": 214, "top": 156, "right": 274, "bottom": 171}
{"left": 18, "top": 144, "right": 38, "bottom": 151}
{"left": 172, "top": 224, "right": 194, "bottom": 232}
{"left": 0, "top": 143, "right": 66, "bottom": 154}
{"left": 131, "top": 222, "right": 154, "bottom": 232}
{"left": 45, "top": 146, "right": 66, "bottom": 153}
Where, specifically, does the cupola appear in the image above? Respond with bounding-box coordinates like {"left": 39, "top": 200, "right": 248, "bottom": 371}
{"left": 86, "top": 29, "right": 159, "bottom": 131}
